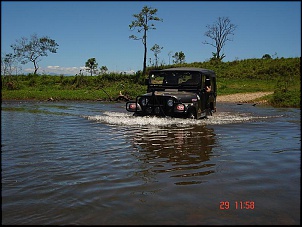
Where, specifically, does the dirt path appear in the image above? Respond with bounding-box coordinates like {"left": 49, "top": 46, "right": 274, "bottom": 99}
{"left": 217, "top": 91, "right": 274, "bottom": 103}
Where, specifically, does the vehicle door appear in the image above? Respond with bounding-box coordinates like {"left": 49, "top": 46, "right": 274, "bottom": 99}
{"left": 199, "top": 74, "right": 208, "bottom": 112}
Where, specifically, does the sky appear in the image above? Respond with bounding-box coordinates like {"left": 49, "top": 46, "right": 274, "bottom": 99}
{"left": 1, "top": 1, "right": 301, "bottom": 75}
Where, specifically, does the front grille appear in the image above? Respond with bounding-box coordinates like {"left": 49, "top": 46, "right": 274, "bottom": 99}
{"left": 138, "top": 96, "right": 173, "bottom": 116}
{"left": 148, "top": 96, "right": 167, "bottom": 106}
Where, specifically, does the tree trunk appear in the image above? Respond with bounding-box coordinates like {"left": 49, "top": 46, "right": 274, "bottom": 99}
{"left": 142, "top": 30, "right": 147, "bottom": 80}
{"left": 33, "top": 61, "right": 39, "bottom": 74}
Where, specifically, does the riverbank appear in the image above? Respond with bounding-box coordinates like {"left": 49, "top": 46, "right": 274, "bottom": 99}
{"left": 2, "top": 92, "right": 274, "bottom": 104}
{"left": 216, "top": 91, "right": 274, "bottom": 104}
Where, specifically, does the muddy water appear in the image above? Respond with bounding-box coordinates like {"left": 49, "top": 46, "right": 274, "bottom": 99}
{"left": 1, "top": 100, "right": 300, "bottom": 225}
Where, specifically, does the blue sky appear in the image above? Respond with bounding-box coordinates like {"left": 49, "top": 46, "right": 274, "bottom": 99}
{"left": 1, "top": 1, "right": 301, "bottom": 75}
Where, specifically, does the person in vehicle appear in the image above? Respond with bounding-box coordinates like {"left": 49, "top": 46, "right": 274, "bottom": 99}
{"left": 205, "top": 78, "right": 211, "bottom": 92}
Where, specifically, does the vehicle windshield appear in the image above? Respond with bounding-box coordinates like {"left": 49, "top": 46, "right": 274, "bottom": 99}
{"left": 150, "top": 71, "right": 201, "bottom": 86}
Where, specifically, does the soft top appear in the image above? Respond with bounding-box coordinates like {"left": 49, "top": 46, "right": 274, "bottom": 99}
{"left": 149, "top": 67, "right": 216, "bottom": 77}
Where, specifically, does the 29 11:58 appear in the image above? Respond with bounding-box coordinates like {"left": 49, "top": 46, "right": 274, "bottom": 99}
{"left": 220, "top": 201, "right": 255, "bottom": 210}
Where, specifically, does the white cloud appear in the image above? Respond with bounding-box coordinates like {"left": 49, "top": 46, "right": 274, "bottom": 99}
{"left": 23, "top": 65, "right": 84, "bottom": 75}
{"left": 45, "top": 65, "right": 82, "bottom": 75}
{"left": 47, "top": 66, "right": 60, "bottom": 69}
{"left": 22, "top": 65, "right": 136, "bottom": 75}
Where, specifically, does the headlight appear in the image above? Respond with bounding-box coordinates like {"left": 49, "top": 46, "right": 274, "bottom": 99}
{"left": 140, "top": 97, "right": 149, "bottom": 106}
{"left": 167, "top": 98, "right": 174, "bottom": 107}
{"left": 126, "top": 102, "right": 142, "bottom": 112}
{"left": 176, "top": 104, "right": 185, "bottom": 111}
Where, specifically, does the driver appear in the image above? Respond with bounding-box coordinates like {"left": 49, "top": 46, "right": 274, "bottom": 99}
{"left": 205, "top": 78, "right": 211, "bottom": 92}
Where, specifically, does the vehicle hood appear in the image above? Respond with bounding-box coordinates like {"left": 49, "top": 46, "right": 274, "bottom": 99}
{"left": 142, "top": 90, "right": 198, "bottom": 103}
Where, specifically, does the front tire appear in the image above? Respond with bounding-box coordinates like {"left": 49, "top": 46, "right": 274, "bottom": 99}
{"left": 187, "top": 109, "right": 197, "bottom": 119}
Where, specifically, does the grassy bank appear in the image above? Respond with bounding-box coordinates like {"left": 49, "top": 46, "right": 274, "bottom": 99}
{"left": 1, "top": 57, "right": 300, "bottom": 108}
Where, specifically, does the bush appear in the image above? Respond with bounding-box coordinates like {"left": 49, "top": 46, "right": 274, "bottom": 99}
{"left": 270, "top": 90, "right": 300, "bottom": 108}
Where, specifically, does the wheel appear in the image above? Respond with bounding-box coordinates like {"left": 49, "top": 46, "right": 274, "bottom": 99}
{"left": 187, "top": 109, "right": 197, "bottom": 119}
{"left": 209, "top": 102, "right": 215, "bottom": 115}
{"left": 205, "top": 108, "right": 212, "bottom": 116}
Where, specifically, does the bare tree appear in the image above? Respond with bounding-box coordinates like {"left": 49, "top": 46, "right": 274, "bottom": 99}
{"left": 168, "top": 51, "right": 173, "bottom": 65}
{"left": 150, "top": 44, "right": 163, "bottom": 67}
{"left": 203, "top": 17, "right": 237, "bottom": 61}
{"left": 11, "top": 34, "right": 59, "bottom": 74}
{"left": 1, "top": 53, "right": 15, "bottom": 76}
{"left": 129, "top": 6, "right": 163, "bottom": 80}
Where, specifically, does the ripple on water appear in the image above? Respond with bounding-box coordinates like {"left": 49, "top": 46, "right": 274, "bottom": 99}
{"left": 2, "top": 102, "right": 299, "bottom": 225}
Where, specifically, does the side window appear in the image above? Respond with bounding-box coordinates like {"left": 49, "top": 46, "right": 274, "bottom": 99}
{"left": 151, "top": 74, "right": 165, "bottom": 85}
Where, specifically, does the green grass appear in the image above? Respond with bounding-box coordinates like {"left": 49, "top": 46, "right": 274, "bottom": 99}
{"left": 1, "top": 57, "right": 300, "bottom": 107}
{"left": 217, "top": 78, "right": 276, "bottom": 95}
{"left": 1, "top": 82, "right": 146, "bottom": 101}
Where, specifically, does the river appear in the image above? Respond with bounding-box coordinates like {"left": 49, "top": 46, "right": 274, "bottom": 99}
{"left": 1, "top": 100, "right": 300, "bottom": 225}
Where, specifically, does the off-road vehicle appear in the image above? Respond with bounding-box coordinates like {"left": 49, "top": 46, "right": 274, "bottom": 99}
{"left": 126, "top": 67, "right": 217, "bottom": 119}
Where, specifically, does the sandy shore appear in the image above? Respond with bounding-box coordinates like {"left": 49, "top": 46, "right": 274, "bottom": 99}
{"left": 217, "top": 91, "right": 273, "bottom": 103}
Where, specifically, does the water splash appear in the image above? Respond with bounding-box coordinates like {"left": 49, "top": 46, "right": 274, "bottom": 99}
{"left": 84, "top": 111, "right": 276, "bottom": 127}
{"left": 85, "top": 112, "right": 198, "bottom": 127}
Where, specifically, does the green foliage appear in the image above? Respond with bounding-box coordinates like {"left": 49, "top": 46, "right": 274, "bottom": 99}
{"left": 217, "top": 78, "right": 275, "bottom": 95}
{"left": 262, "top": 54, "right": 272, "bottom": 59}
{"left": 211, "top": 52, "right": 225, "bottom": 61}
{"left": 85, "top": 58, "right": 98, "bottom": 76}
{"left": 182, "top": 57, "right": 300, "bottom": 81}
{"left": 172, "top": 51, "right": 185, "bottom": 64}
{"left": 270, "top": 90, "right": 300, "bottom": 108}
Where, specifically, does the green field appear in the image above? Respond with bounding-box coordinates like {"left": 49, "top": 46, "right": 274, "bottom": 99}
{"left": 1, "top": 57, "right": 300, "bottom": 108}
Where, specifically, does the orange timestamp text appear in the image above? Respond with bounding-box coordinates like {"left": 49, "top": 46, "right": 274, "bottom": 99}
{"left": 220, "top": 201, "right": 255, "bottom": 210}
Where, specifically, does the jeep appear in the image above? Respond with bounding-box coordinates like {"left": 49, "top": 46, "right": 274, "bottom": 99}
{"left": 126, "top": 67, "right": 217, "bottom": 119}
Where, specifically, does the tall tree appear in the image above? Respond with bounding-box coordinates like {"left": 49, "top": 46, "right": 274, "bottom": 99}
{"left": 203, "top": 17, "right": 237, "bottom": 61}
{"left": 10, "top": 33, "right": 59, "bottom": 74}
{"left": 150, "top": 44, "right": 163, "bottom": 67}
{"left": 85, "top": 58, "right": 98, "bottom": 76}
{"left": 172, "top": 51, "right": 186, "bottom": 64}
{"left": 129, "top": 6, "right": 163, "bottom": 80}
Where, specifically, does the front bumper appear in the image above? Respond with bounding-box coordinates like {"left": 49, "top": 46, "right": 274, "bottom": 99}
{"left": 126, "top": 95, "right": 187, "bottom": 117}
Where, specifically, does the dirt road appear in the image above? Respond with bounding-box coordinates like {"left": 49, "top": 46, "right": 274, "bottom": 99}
{"left": 217, "top": 91, "right": 274, "bottom": 103}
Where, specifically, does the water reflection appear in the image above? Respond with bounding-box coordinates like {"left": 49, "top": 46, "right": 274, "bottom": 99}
{"left": 130, "top": 125, "right": 217, "bottom": 185}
